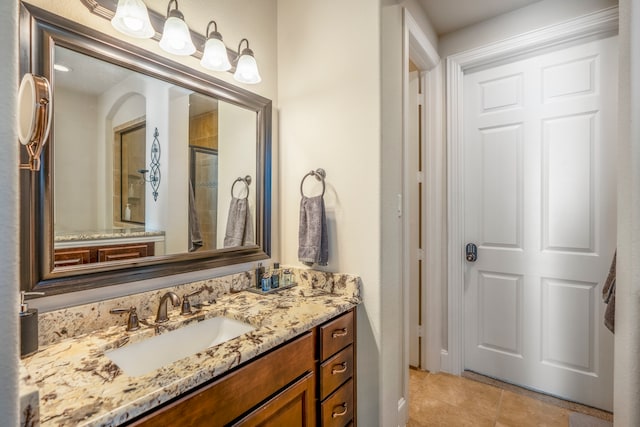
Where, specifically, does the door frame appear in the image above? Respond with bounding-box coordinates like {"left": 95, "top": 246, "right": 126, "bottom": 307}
{"left": 446, "top": 6, "right": 619, "bottom": 375}
{"left": 400, "top": 7, "right": 440, "bottom": 422}
{"left": 403, "top": 5, "right": 442, "bottom": 373}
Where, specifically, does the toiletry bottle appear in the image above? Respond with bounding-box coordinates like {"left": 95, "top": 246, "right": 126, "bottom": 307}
{"left": 124, "top": 203, "right": 132, "bottom": 221}
{"left": 282, "top": 269, "right": 292, "bottom": 287}
{"left": 255, "top": 263, "right": 265, "bottom": 289}
{"left": 271, "top": 262, "right": 280, "bottom": 289}
{"left": 261, "top": 272, "right": 271, "bottom": 292}
{"left": 19, "top": 291, "right": 45, "bottom": 358}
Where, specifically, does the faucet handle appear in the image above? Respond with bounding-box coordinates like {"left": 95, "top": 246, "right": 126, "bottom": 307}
{"left": 110, "top": 307, "right": 140, "bottom": 331}
{"left": 181, "top": 289, "right": 203, "bottom": 315}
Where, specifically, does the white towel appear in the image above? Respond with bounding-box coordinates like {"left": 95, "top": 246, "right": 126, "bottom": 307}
{"left": 298, "top": 195, "right": 328, "bottom": 266}
{"left": 223, "top": 197, "right": 254, "bottom": 248}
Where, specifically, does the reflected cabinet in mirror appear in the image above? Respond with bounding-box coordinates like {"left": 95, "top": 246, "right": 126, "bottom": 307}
{"left": 20, "top": 4, "right": 271, "bottom": 295}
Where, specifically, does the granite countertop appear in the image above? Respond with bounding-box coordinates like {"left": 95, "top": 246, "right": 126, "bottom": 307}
{"left": 21, "top": 277, "right": 360, "bottom": 427}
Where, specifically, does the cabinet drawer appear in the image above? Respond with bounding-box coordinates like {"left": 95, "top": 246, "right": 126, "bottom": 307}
{"left": 320, "top": 311, "right": 354, "bottom": 360}
{"left": 320, "top": 379, "right": 354, "bottom": 427}
{"left": 320, "top": 345, "right": 353, "bottom": 400}
{"left": 53, "top": 248, "right": 92, "bottom": 267}
{"left": 98, "top": 243, "right": 153, "bottom": 262}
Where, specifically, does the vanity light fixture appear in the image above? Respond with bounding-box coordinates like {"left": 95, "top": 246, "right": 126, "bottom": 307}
{"left": 158, "top": 0, "right": 196, "bottom": 56}
{"left": 233, "top": 38, "right": 261, "bottom": 84}
{"left": 111, "top": 0, "right": 154, "bottom": 39}
{"left": 200, "top": 20, "right": 231, "bottom": 72}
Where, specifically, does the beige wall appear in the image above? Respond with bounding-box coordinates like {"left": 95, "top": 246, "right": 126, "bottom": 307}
{"left": 0, "top": 0, "right": 18, "bottom": 424}
{"left": 380, "top": 4, "right": 407, "bottom": 424}
{"left": 54, "top": 88, "right": 100, "bottom": 231}
{"left": 277, "top": 0, "right": 382, "bottom": 424}
{"left": 615, "top": 0, "right": 640, "bottom": 424}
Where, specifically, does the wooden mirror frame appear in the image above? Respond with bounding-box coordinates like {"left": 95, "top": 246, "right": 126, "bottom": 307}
{"left": 19, "top": 3, "right": 272, "bottom": 296}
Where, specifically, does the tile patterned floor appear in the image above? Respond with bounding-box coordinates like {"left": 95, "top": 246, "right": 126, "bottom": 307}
{"left": 408, "top": 370, "right": 612, "bottom": 427}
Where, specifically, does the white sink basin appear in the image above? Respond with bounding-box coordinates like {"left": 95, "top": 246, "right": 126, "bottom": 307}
{"left": 105, "top": 317, "right": 255, "bottom": 376}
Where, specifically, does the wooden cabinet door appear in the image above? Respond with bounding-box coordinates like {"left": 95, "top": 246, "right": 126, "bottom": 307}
{"left": 233, "top": 373, "right": 315, "bottom": 427}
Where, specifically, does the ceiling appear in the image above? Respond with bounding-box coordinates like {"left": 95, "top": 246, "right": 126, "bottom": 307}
{"left": 419, "top": 0, "right": 542, "bottom": 36}
{"left": 55, "top": 46, "right": 217, "bottom": 116}
{"left": 54, "top": 46, "right": 133, "bottom": 96}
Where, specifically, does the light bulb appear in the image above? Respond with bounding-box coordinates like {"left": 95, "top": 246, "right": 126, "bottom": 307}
{"left": 234, "top": 53, "right": 261, "bottom": 84}
{"left": 159, "top": 15, "right": 196, "bottom": 56}
{"left": 111, "top": 0, "right": 154, "bottom": 39}
{"left": 201, "top": 37, "right": 231, "bottom": 71}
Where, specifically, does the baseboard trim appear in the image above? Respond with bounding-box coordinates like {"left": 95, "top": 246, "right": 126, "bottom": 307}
{"left": 398, "top": 396, "right": 408, "bottom": 427}
{"left": 440, "top": 349, "right": 450, "bottom": 373}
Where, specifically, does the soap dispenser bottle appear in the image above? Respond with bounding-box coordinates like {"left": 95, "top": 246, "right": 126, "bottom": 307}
{"left": 255, "top": 263, "right": 265, "bottom": 289}
{"left": 271, "top": 262, "right": 281, "bottom": 289}
{"left": 20, "top": 291, "right": 44, "bottom": 358}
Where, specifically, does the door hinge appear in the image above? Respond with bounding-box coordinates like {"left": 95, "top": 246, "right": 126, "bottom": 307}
{"left": 417, "top": 325, "right": 423, "bottom": 337}
{"left": 416, "top": 171, "right": 424, "bottom": 184}
{"left": 397, "top": 194, "right": 402, "bottom": 218}
{"left": 417, "top": 248, "right": 424, "bottom": 261}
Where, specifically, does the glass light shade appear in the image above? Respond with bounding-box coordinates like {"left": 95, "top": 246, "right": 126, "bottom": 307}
{"left": 111, "top": 0, "right": 154, "bottom": 39}
{"left": 234, "top": 53, "right": 262, "bottom": 84}
{"left": 200, "top": 37, "right": 231, "bottom": 71}
{"left": 159, "top": 16, "right": 196, "bottom": 55}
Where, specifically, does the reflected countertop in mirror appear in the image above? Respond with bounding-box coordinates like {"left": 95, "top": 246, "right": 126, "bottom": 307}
{"left": 54, "top": 227, "right": 165, "bottom": 244}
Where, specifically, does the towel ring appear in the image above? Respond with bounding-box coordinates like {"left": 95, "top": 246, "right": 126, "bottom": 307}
{"left": 231, "top": 175, "right": 251, "bottom": 199}
{"left": 300, "top": 168, "right": 326, "bottom": 197}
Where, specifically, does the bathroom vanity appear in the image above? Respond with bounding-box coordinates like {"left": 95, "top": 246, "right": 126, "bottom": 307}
{"left": 131, "top": 309, "right": 355, "bottom": 427}
{"left": 20, "top": 270, "right": 360, "bottom": 427}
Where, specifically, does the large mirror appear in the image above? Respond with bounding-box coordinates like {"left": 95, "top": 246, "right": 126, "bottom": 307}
{"left": 20, "top": 4, "right": 271, "bottom": 295}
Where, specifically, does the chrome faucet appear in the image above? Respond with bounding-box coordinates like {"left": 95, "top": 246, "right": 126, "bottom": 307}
{"left": 110, "top": 306, "right": 140, "bottom": 331}
{"left": 156, "top": 291, "right": 180, "bottom": 323}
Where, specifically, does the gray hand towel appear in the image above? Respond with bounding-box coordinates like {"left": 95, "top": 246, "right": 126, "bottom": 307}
{"left": 188, "top": 181, "right": 203, "bottom": 252}
{"left": 602, "top": 251, "right": 616, "bottom": 333}
{"left": 298, "top": 195, "right": 328, "bottom": 266}
{"left": 223, "top": 197, "right": 254, "bottom": 248}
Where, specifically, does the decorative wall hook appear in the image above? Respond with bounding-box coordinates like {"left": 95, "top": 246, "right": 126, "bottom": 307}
{"left": 138, "top": 127, "right": 161, "bottom": 201}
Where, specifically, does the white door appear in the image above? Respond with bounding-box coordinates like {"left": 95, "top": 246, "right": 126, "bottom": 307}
{"left": 463, "top": 36, "right": 617, "bottom": 411}
{"left": 408, "top": 70, "right": 421, "bottom": 368}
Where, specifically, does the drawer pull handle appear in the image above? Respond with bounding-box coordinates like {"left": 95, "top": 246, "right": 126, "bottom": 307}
{"left": 332, "top": 362, "right": 348, "bottom": 374}
{"left": 332, "top": 328, "right": 348, "bottom": 338}
{"left": 332, "top": 403, "right": 348, "bottom": 418}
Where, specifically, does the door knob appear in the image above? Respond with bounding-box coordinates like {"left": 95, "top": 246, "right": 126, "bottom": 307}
{"left": 465, "top": 243, "right": 477, "bottom": 262}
